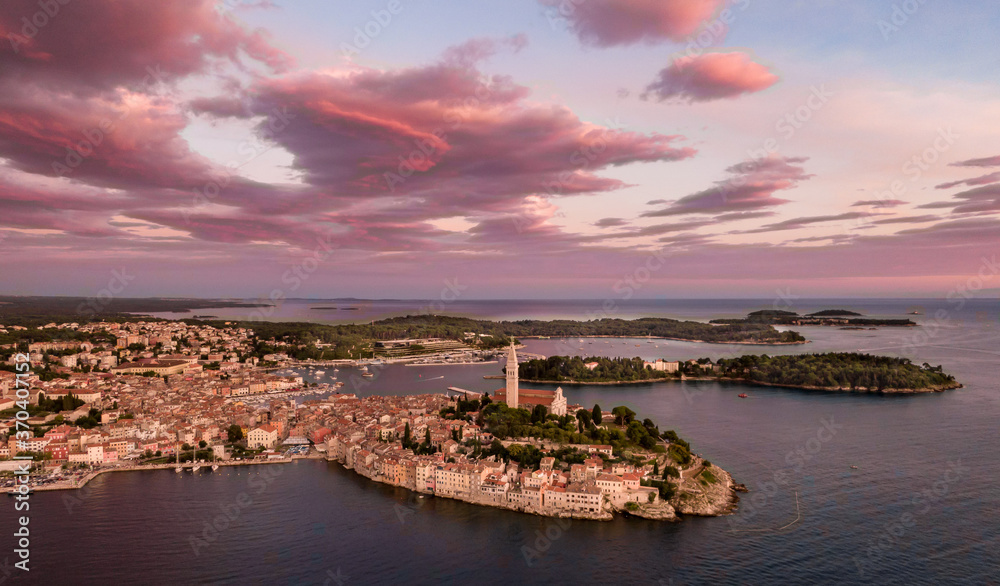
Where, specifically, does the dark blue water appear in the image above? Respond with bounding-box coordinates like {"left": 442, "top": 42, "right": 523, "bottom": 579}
{"left": 5, "top": 299, "right": 999, "bottom": 584}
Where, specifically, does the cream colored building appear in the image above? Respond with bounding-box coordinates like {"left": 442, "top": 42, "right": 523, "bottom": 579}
{"left": 247, "top": 424, "right": 279, "bottom": 449}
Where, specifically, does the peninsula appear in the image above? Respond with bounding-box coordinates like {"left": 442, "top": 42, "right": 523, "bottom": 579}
{"left": 322, "top": 345, "right": 738, "bottom": 521}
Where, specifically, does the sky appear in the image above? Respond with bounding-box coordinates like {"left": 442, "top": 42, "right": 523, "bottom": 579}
{"left": 1, "top": 0, "right": 999, "bottom": 300}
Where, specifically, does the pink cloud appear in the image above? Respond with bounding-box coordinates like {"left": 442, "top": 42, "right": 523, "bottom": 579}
{"left": 935, "top": 172, "right": 1000, "bottom": 190}
{"left": 949, "top": 155, "right": 1000, "bottom": 168}
{"left": 643, "top": 156, "right": 811, "bottom": 217}
{"left": 918, "top": 184, "right": 1000, "bottom": 215}
{"left": 739, "top": 211, "right": 880, "bottom": 234}
{"left": 541, "top": 0, "right": 725, "bottom": 47}
{"left": 851, "top": 199, "right": 907, "bottom": 208}
{"left": 0, "top": 82, "right": 216, "bottom": 190}
{"left": 192, "top": 50, "right": 696, "bottom": 224}
{"left": 642, "top": 52, "right": 779, "bottom": 103}
{"left": 0, "top": 0, "right": 291, "bottom": 93}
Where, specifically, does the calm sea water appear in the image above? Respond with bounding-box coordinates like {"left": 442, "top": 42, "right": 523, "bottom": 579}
{"left": 6, "top": 299, "right": 999, "bottom": 585}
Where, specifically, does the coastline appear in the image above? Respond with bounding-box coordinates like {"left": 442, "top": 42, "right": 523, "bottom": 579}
{"left": 488, "top": 375, "right": 962, "bottom": 393}
{"left": 519, "top": 335, "right": 808, "bottom": 346}
{"left": 1, "top": 456, "right": 320, "bottom": 494}
{"left": 323, "top": 452, "right": 714, "bottom": 522}
{"left": 715, "top": 377, "right": 964, "bottom": 394}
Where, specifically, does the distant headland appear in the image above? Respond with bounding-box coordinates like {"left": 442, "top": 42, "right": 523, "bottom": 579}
{"left": 710, "top": 309, "right": 916, "bottom": 328}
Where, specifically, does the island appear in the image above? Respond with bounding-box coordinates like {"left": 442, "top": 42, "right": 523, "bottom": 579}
{"left": 710, "top": 309, "right": 916, "bottom": 328}
{"left": 514, "top": 353, "right": 960, "bottom": 393}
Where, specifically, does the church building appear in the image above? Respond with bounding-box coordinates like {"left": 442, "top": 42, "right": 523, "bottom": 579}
{"left": 494, "top": 342, "right": 567, "bottom": 416}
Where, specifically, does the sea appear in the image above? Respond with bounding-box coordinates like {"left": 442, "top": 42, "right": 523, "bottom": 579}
{"left": 3, "top": 298, "right": 998, "bottom": 585}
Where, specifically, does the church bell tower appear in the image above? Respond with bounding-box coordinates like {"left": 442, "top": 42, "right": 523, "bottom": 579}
{"left": 506, "top": 341, "right": 519, "bottom": 409}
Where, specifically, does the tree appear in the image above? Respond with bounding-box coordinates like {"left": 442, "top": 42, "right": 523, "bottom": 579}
{"left": 531, "top": 404, "right": 548, "bottom": 423}
{"left": 592, "top": 404, "right": 602, "bottom": 425}
{"left": 198, "top": 440, "right": 207, "bottom": 448}
{"left": 227, "top": 424, "right": 244, "bottom": 443}
{"left": 612, "top": 405, "right": 636, "bottom": 426}
{"left": 403, "top": 422, "right": 412, "bottom": 448}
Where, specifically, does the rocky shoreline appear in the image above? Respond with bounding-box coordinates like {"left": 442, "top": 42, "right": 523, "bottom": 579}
{"left": 327, "top": 448, "right": 737, "bottom": 523}
{"left": 717, "top": 377, "right": 964, "bottom": 394}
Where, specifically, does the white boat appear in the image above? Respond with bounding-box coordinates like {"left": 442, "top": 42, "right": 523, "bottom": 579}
{"left": 175, "top": 447, "right": 182, "bottom": 473}
{"left": 211, "top": 450, "right": 219, "bottom": 471}
{"left": 316, "top": 370, "right": 326, "bottom": 375}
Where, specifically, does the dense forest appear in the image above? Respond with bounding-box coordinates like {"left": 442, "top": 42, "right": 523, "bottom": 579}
{"left": 515, "top": 352, "right": 959, "bottom": 392}
{"left": 518, "top": 355, "right": 677, "bottom": 382}
{"left": 239, "top": 315, "right": 803, "bottom": 345}
{"left": 716, "top": 353, "right": 958, "bottom": 391}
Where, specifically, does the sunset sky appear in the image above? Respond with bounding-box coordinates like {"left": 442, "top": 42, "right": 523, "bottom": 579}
{"left": 2, "top": 0, "right": 999, "bottom": 299}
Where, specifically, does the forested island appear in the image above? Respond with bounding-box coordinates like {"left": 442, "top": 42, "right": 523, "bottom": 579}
{"left": 715, "top": 353, "right": 959, "bottom": 392}
{"left": 518, "top": 356, "right": 680, "bottom": 383}
{"left": 710, "top": 309, "right": 916, "bottom": 327}
{"left": 514, "top": 353, "right": 959, "bottom": 393}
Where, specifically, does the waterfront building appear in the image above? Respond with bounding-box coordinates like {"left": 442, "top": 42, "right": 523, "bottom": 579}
{"left": 247, "top": 424, "right": 279, "bottom": 449}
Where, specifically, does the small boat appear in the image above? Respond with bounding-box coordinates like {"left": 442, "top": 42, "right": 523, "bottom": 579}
{"left": 316, "top": 370, "right": 325, "bottom": 375}
{"left": 362, "top": 372, "right": 374, "bottom": 378}
{"left": 738, "top": 393, "right": 748, "bottom": 398}
{"left": 175, "top": 447, "right": 182, "bottom": 473}
{"left": 850, "top": 465, "right": 858, "bottom": 469}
